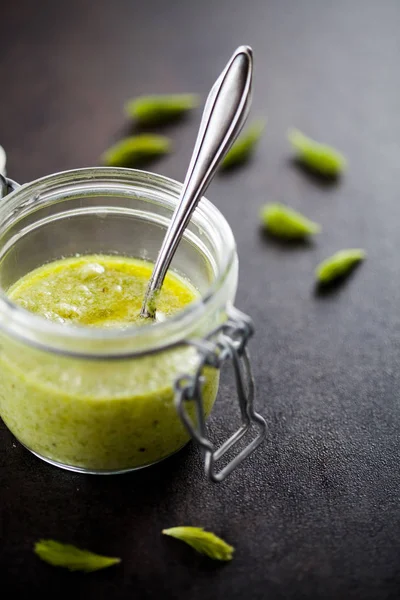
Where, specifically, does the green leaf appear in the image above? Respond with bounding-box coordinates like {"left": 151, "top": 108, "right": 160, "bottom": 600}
{"left": 101, "top": 134, "right": 171, "bottom": 167}
{"left": 125, "top": 94, "right": 199, "bottom": 125}
{"left": 162, "top": 527, "right": 234, "bottom": 561}
{"left": 288, "top": 128, "right": 347, "bottom": 176}
{"left": 316, "top": 249, "right": 366, "bottom": 284}
{"left": 34, "top": 539, "right": 121, "bottom": 572}
{"left": 220, "top": 120, "right": 266, "bottom": 169}
{"left": 260, "top": 202, "right": 321, "bottom": 239}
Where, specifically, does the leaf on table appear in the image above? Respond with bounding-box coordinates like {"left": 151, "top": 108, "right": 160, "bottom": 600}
{"left": 34, "top": 539, "right": 121, "bottom": 572}
{"left": 260, "top": 202, "right": 321, "bottom": 239}
{"left": 288, "top": 128, "right": 347, "bottom": 177}
{"left": 101, "top": 134, "right": 171, "bottom": 167}
{"left": 125, "top": 94, "right": 199, "bottom": 125}
{"left": 220, "top": 120, "right": 266, "bottom": 170}
{"left": 162, "top": 526, "right": 234, "bottom": 561}
{"left": 316, "top": 249, "right": 366, "bottom": 284}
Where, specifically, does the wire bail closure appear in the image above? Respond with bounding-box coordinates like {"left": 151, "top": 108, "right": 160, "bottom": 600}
{"left": 175, "top": 306, "right": 267, "bottom": 482}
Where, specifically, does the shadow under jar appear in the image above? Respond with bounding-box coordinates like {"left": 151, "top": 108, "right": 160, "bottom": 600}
{"left": 0, "top": 167, "right": 265, "bottom": 481}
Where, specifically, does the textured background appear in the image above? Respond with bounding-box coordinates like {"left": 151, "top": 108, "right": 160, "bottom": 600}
{"left": 1, "top": 1, "right": 400, "bottom": 598}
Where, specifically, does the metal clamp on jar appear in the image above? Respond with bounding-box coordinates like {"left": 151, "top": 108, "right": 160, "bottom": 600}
{"left": 0, "top": 46, "right": 266, "bottom": 481}
{"left": 176, "top": 306, "right": 266, "bottom": 482}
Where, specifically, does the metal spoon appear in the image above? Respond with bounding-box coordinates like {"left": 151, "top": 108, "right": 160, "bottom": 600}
{"left": 140, "top": 45, "right": 254, "bottom": 319}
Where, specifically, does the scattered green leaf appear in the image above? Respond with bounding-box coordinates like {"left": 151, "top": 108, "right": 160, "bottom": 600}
{"left": 260, "top": 202, "right": 321, "bottom": 239}
{"left": 101, "top": 134, "right": 171, "bottom": 167}
{"left": 34, "top": 540, "right": 121, "bottom": 572}
{"left": 162, "top": 527, "right": 234, "bottom": 561}
{"left": 316, "top": 249, "right": 366, "bottom": 284}
{"left": 288, "top": 128, "right": 347, "bottom": 177}
{"left": 220, "top": 120, "right": 266, "bottom": 169}
{"left": 125, "top": 94, "right": 199, "bottom": 125}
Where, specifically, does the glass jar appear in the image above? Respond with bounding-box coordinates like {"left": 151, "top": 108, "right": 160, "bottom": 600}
{"left": 0, "top": 168, "right": 266, "bottom": 481}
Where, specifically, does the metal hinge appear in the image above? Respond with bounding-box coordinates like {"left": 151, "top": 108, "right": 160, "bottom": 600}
{"left": 175, "top": 306, "right": 266, "bottom": 482}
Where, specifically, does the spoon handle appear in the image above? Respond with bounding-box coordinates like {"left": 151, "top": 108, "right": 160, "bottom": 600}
{"left": 141, "top": 45, "right": 253, "bottom": 318}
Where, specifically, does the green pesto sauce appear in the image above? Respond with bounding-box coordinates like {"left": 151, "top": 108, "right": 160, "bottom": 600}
{"left": 7, "top": 255, "right": 198, "bottom": 327}
{"left": 0, "top": 255, "right": 218, "bottom": 472}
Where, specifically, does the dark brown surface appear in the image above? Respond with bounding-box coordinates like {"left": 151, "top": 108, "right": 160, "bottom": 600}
{"left": 2, "top": 1, "right": 400, "bottom": 598}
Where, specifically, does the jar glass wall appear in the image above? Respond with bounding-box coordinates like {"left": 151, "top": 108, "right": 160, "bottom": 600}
{"left": 0, "top": 168, "right": 238, "bottom": 473}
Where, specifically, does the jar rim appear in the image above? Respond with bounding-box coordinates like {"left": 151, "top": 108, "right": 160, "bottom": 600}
{"left": 0, "top": 167, "right": 237, "bottom": 357}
